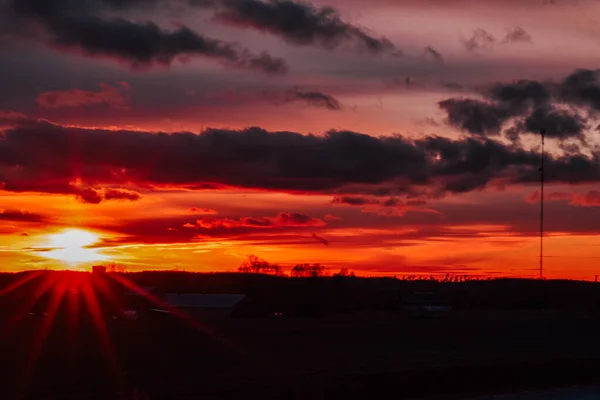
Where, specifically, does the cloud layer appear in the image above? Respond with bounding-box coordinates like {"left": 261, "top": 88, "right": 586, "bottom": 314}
{"left": 1, "top": 118, "right": 599, "bottom": 203}
{"left": 37, "top": 82, "right": 131, "bottom": 109}
{"left": 439, "top": 69, "right": 600, "bottom": 142}
{"left": 284, "top": 89, "right": 341, "bottom": 110}
{"left": 8, "top": 0, "right": 288, "bottom": 74}
{"left": 212, "top": 0, "right": 398, "bottom": 55}
{"left": 190, "top": 212, "right": 326, "bottom": 229}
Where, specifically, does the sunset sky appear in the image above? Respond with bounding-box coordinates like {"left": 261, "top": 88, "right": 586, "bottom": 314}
{"left": 1, "top": 0, "right": 600, "bottom": 278}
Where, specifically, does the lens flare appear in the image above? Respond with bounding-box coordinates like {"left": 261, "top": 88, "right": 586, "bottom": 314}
{"left": 41, "top": 229, "right": 110, "bottom": 264}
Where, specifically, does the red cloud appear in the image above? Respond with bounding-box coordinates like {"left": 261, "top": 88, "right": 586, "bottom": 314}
{"left": 331, "top": 196, "right": 379, "bottom": 206}
{"left": 36, "top": 83, "right": 130, "bottom": 110}
{"left": 570, "top": 191, "right": 600, "bottom": 207}
{"left": 193, "top": 212, "right": 326, "bottom": 230}
{"left": 103, "top": 188, "right": 142, "bottom": 201}
{"left": 75, "top": 187, "right": 141, "bottom": 204}
{"left": 0, "top": 179, "right": 140, "bottom": 204}
{"left": 526, "top": 190, "right": 572, "bottom": 203}
{"left": 189, "top": 207, "right": 218, "bottom": 215}
{"left": 332, "top": 195, "right": 439, "bottom": 216}
{"left": 0, "top": 111, "right": 27, "bottom": 120}
{"left": 0, "top": 209, "right": 47, "bottom": 223}
{"left": 526, "top": 190, "right": 600, "bottom": 207}
{"left": 70, "top": 186, "right": 141, "bottom": 204}
{"left": 324, "top": 214, "right": 342, "bottom": 221}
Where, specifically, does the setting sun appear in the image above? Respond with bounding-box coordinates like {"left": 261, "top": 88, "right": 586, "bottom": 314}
{"left": 41, "top": 229, "right": 110, "bottom": 265}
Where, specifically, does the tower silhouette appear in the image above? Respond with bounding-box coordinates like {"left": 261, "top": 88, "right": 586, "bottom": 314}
{"left": 539, "top": 129, "right": 546, "bottom": 279}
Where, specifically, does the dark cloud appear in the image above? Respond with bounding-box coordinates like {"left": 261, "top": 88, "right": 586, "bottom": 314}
{"left": 285, "top": 89, "right": 341, "bottom": 110}
{"left": 311, "top": 233, "right": 329, "bottom": 246}
{"left": 424, "top": 46, "right": 444, "bottom": 63}
{"left": 443, "top": 82, "right": 465, "bottom": 92}
{"left": 560, "top": 69, "right": 600, "bottom": 111}
{"left": 0, "top": 209, "right": 47, "bottom": 223}
{"left": 462, "top": 28, "right": 495, "bottom": 52}
{"left": 0, "top": 172, "right": 142, "bottom": 203}
{"left": 439, "top": 69, "right": 600, "bottom": 140}
{"left": 103, "top": 188, "right": 142, "bottom": 201}
{"left": 331, "top": 196, "right": 378, "bottom": 205}
{"left": 9, "top": 0, "right": 398, "bottom": 60}
{"left": 75, "top": 187, "right": 141, "bottom": 204}
{"left": 489, "top": 80, "right": 551, "bottom": 112}
{"left": 462, "top": 27, "right": 530, "bottom": 52}
{"left": 55, "top": 18, "right": 287, "bottom": 74}
{"left": 521, "top": 106, "right": 586, "bottom": 139}
{"left": 502, "top": 27, "right": 532, "bottom": 43}
{"left": 189, "top": 207, "right": 218, "bottom": 214}
{"left": 1, "top": 120, "right": 599, "bottom": 201}
{"left": 332, "top": 195, "right": 437, "bottom": 216}
{"left": 8, "top": 0, "right": 288, "bottom": 74}
{"left": 438, "top": 99, "right": 510, "bottom": 136}
{"left": 212, "top": 0, "right": 398, "bottom": 55}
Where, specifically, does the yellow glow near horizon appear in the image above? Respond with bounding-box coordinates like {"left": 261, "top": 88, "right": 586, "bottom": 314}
{"left": 42, "top": 229, "right": 110, "bottom": 265}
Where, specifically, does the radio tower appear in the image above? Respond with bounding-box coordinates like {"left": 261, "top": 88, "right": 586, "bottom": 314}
{"left": 539, "top": 129, "right": 546, "bottom": 280}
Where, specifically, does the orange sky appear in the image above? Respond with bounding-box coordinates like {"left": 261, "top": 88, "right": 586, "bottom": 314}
{"left": 1, "top": 0, "right": 600, "bottom": 279}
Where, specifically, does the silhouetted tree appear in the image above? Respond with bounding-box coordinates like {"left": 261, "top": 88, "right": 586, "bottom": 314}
{"left": 238, "top": 254, "right": 282, "bottom": 275}
{"left": 333, "top": 267, "right": 355, "bottom": 278}
{"left": 291, "top": 263, "right": 327, "bottom": 278}
{"left": 104, "top": 263, "right": 127, "bottom": 273}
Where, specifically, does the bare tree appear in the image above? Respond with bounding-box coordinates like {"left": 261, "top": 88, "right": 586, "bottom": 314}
{"left": 334, "top": 267, "right": 355, "bottom": 278}
{"left": 291, "top": 263, "right": 327, "bottom": 278}
{"left": 105, "top": 263, "right": 127, "bottom": 273}
{"left": 238, "top": 254, "right": 283, "bottom": 275}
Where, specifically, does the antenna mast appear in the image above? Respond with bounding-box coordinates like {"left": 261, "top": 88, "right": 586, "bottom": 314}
{"left": 539, "top": 129, "right": 546, "bottom": 280}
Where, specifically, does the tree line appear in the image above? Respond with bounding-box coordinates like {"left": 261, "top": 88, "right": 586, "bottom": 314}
{"left": 237, "top": 254, "right": 355, "bottom": 278}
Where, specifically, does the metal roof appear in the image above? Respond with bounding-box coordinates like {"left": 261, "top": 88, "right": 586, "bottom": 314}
{"left": 162, "top": 294, "right": 246, "bottom": 309}
{"left": 125, "top": 287, "right": 157, "bottom": 296}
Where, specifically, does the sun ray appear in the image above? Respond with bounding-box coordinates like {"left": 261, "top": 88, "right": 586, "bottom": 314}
{"left": 2, "top": 273, "right": 59, "bottom": 335}
{"left": 80, "top": 277, "right": 124, "bottom": 390}
{"left": 106, "top": 273, "right": 241, "bottom": 352}
{"left": 65, "top": 279, "right": 81, "bottom": 385}
{"left": 0, "top": 271, "right": 43, "bottom": 297}
{"left": 15, "top": 276, "right": 70, "bottom": 399}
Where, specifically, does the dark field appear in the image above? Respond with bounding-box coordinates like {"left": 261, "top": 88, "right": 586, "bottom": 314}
{"left": 2, "top": 272, "right": 600, "bottom": 399}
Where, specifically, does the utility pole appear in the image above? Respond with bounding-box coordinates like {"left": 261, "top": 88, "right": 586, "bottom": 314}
{"left": 539, "top": 129, "right": 546, "bottom": 280}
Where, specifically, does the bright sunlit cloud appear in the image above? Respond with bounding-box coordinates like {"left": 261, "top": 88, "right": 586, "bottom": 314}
{"left": 39, "top": 229, "right": 110, "bottom": 265}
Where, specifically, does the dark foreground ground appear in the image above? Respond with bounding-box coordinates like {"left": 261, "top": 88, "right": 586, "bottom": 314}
{"left": 2, "top": 309, "right": 600, "bottom": 400}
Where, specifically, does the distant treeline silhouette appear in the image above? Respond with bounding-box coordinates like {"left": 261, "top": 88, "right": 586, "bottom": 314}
{"left": 1, "top": 268, "right": 600, "bottom": 316}
{"left": 237, "top": 254, "right": 348, "bottom": 278}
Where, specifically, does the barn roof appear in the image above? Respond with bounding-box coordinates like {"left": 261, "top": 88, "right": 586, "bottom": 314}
{"left": 125, "top": 287, "right": 157, "bottom": 296}
{"left": 163, "top": 294, "right": 247, "bottom": 309}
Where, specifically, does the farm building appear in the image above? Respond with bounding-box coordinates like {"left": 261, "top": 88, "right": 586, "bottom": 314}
{"left": 92, "top": 265, "right": 107, "bottom": 274}
{"left": 119, "top": 287, "right": 163, "bottom": 319}
{"left": 162, "top": 293, "right": 248, "bottom": 317}
{"left": 118, "top": 290, "right": 275, "bottom": 319}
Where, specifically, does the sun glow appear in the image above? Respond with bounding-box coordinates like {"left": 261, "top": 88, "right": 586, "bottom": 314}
{"left": 41, "top": 229, "right": 110, "bottom": 264}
